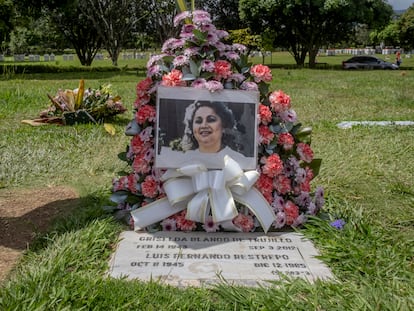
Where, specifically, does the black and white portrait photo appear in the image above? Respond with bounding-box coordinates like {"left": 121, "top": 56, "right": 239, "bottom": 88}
{"left": 155, "top": 86, "right": 259, "bottom": 169}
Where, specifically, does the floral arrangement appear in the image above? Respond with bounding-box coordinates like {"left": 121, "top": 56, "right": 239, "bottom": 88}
{"left": 39, "top": 80, "right": 127, "bottom": 124}
{"left": 110, "top": 10, "right": 324, "bottom": 232}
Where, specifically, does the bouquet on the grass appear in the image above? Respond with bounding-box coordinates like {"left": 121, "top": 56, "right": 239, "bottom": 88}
{"left": 40, "top": 80, "right": 127, "bottom": 124}
{"left": 110, "top": 10, "right": 324, "bottom": 233}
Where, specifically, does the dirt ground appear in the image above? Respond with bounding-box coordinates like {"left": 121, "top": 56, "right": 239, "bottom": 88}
{"left": 0, "top": 186, "right": 79, "bottom": 282}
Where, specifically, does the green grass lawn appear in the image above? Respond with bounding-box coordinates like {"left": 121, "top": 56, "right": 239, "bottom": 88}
{"left": 0, "top": 68, "right": 413, "bottom": 310}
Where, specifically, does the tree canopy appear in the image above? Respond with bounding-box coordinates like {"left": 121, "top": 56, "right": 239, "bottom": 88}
{"left": 239, "top": 0, "right": 394, "bottom": 67}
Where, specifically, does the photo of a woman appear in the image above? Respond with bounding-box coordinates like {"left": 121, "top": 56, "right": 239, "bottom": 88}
{"left": 155, "top": 86, "right": 258, "bottom": 169}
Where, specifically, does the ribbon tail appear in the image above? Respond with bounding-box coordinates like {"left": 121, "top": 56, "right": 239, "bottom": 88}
{"left": 210, "top": 188, "right": 238, "bottom": 223}
{"left": 186, "top": 190, "right": 209, "bottom": 223}
{"left": 233, "top": 188, "right": 276, "bottom": 233}
{"left": 131, "top": 198, "right": 186, "bottom": 231}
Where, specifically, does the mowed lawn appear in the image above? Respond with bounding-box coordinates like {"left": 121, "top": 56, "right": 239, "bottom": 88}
{"left": 0, "top": 66, "right": 413, "bottom": 310}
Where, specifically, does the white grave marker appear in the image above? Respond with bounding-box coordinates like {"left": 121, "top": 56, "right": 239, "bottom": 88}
{"left": 109, "top": 231, "right": 334, "bottom": 287}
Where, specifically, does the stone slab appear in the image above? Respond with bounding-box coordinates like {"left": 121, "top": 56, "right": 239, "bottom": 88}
{"left": 108, "top": 231, "right": 334, "bottom": 287}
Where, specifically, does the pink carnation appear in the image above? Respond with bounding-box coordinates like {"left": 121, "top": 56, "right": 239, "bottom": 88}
{"left": 278, "top": 132, "right": 295, "bottom": 150}
{"left": 136, "top": 77, "right": 152, "bottom": 95}
{"left": 175, "top": 211, "right": 197, "bottom": 231}
{"left": 255, "top": 174, "right": 274, "bottom": 203}
{"left": 135, "top": 105, "right": 156, "bottom": 125}
{"left": 141, "top": 175, "right": 158, "bottom": 198}
{"left": 132, "top": 156, "right": 151, "bottom": 174}
{"left": 296, "top": 143, "right": 314, "bottom": 163}
{"left": 250, "top": 64, "right": 272, "bottom": 83}
{"left": 258, "top": 125, "right": 275, "bottom": 144}
{"left": 262, "top": 154, "right": 284, "bottom": 178}
{"left": 161, "top": 69, "right": 186, "bottom": 87}
{"left": 273, "top": 174, "right": 292, "bottom": 195}
{"left": 259, "top": 104, "right": 272, "bottom": 125}
{"left": 233, "top": 214, "right": 254, "bottom": 232}
{"left": 214, "top": 60, "right": 232, "bottom": 80}
{"left": 284, "top": 200, "right": 299, "bottom": 225}
{"left": 269, "top": 90, "right": 291, "bottom": 112}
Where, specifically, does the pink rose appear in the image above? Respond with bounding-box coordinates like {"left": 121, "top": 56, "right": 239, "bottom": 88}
{"left": 296, "top": 143, "right": 314, "bottom": 163}
{"left": 214, "top": 60, "right": 232, "bottom": 80}
{"left": 269, "top": 90, "right": 291, "bottom": 112}
{"left": 250, "top": 64, "right": 272, "bottom": 83}
{"left": 284, "top": 201, "right": 299, "bottom": 225}
{"left": 259, "top": 104, "right": 272, "bottom": 124}
{"left": 278, "top": 132, "right": 295, "bottom": 150}
{"left": 161, "top": 69, "right": 186, "bottom": 87}
{"left": 135, "top": 105, "right": 156, "bottom": 125}
{"left": 262, "top": 154, "right": 284, "bottom": 178}
{"left": 258, "top": 125, "right": 275, "bottom": 144}
{"left": 233, "top": 214, "right": 254, "bottom": 232}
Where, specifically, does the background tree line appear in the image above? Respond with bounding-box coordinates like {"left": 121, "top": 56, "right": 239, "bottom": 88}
{"left": 0, "top": 0, "right": 413, "bottom": 67}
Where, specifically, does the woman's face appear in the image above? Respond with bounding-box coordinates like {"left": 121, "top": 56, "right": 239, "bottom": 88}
{"left": 192, "top": 106, "right": 223, "bottom": 153}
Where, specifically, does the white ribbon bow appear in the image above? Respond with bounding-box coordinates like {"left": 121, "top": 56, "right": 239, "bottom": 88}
{"left": 131, "top": 156, "right": 276, "bottom": 232}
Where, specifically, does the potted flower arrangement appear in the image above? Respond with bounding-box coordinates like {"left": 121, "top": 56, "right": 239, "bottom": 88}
{"left": 110, "top": 10, "right": 324, "bottom": 233}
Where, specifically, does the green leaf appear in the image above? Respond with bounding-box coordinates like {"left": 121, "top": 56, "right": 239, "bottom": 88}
{"left": 117, "top": 152, "right": 127, "bottom": 161}
{"left": 183, "top": 73, "right": 197, "bottom": 81}
{"left": 189, "top": 59, "right": 200, "bottom": 77}
{"left": 308, "top": 158, "right": 322, "bottom": 177}
{"left": 110, "top": 191, "right": 128, "bottom": 204}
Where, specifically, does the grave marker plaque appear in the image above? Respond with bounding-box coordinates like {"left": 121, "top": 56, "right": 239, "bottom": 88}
{"left": 109, "top": 231, "right": 333, "bottom": 287}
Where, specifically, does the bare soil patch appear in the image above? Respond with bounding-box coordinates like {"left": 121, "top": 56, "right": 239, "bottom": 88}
{"left": 0, "top": 186, "right": 79, "bottom": 282}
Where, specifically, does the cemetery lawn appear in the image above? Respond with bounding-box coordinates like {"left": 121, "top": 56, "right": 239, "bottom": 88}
{"left": 0, "top": 69, "right": 413, "bottom": 310}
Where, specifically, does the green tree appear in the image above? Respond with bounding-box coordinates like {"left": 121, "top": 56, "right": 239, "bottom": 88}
{"left": 81, "top": 0, "right": 147, "bottom": 66}
{"left": 0, "top": 0, "right": 14, "bottom": 53}
{"left": 239, "top": 0, "right": 393, "bottom": 67}
{"left": 195, "top": 0, "right": 246, "bottom": 30}
{"left": 398, "top": 4, "right": 414, "bottom": 50}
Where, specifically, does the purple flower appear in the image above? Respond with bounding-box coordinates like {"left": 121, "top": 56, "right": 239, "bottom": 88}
{"left": 202, "top": 217, "right": 219, "bottom": 232}
{"left": 314, "top": 186, "right": 325, "bottom": 209}
{"left": 173, "top": 55, "right": 189, "bottom": 67}
{"left": 330, "top": 219, "right": 346, "bottom": 230}
{"left": 173, "top": 11, "right": 191, "bottom": 26}
{"left": 240, "top": 81, "right": 258, "bottom": 91}
{"left": 161, "top": 218, "right": 177, "bottom": 231}
{"left": 201, "top": 60, "right": 215, "bottom": 72}
{"left": 279, "top": 109, "right": 297, "bottom": 123}
{"left": 184, "top": 47, "right": 200, "bottom": 57}
{"left": 191, "top": 78, "right": 207, "bottom": 88}
{"left": 205, "top": 80, "right": 223, "bottom": 92}
{"left": 192, "top": 10, "right": 211, "bottom": 24}
{"left": 273, "top": 211, "right": 286, "bottom": 229}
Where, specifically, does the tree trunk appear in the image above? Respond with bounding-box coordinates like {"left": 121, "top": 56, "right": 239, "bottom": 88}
{"left": 308, "top": 49, "right": 319, "bottom": 69}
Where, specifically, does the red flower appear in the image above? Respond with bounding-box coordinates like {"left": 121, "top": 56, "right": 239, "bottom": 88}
{"left": 161, "top": 69, "right": 186, "bottom": 87}
{"left": 214, "top": 60, "right": 232, "bottom": 80}
{"left": 273, "top": 174, "right": 291, "bottom": 195}
{"left": 269, "top": 90, "right": 291, "bottom": 112}
{"left": 296, "top": 142, "right": 314, "bottom": 163}
{"left": 132, "top": 156, "right": 151, "bottom": 174}
{"left": 255, "top": 174, "right": 274, "bottom": 202}
{"left": 262, "top": 154, "right": 284, "bottom": 178}
{"left": 278, "top": 132, "right": 295, "bottom": 150}
{"left": 259, "top": 104, "right": 272, "bottom": 124}
{"left": 233, "top": 214, "right": 254, "bottom": 232}
{"left": 250, "top": 64, "right": 272, "bottom": 83}
{"left": 258, "top": 125, "right": 275, "bottom": 144}
{"left": 284, "top": 200, "right": 299, "bottom": 225}
{"left": 141, "top": 175, "right": 158, "bottom": 198}
{"left": 175, "top": 210, "right": 197, "bottom": 231}
{"left": 135, "top": 105, "right": 156, "bottom": 125}
{"left": 136, "top": 77, "right": 153, "bottom": 95}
